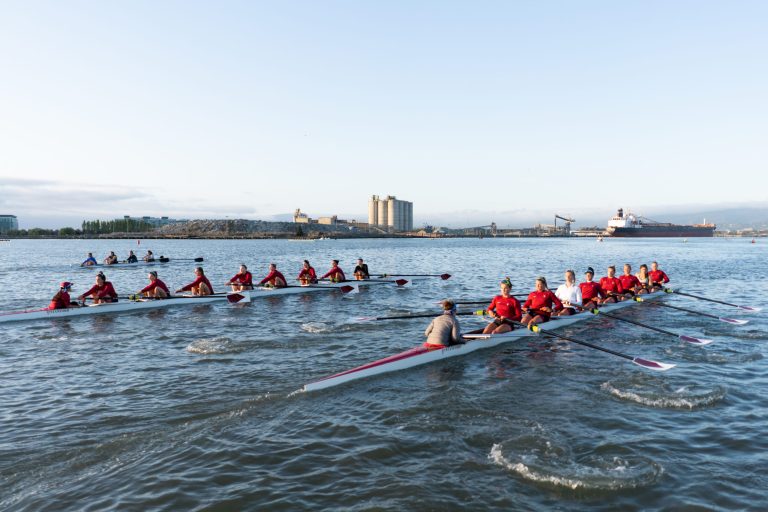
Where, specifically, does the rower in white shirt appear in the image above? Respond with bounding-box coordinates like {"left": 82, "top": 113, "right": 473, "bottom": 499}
{"left": 554, "top": 269, "right": 582, "bottom": 316}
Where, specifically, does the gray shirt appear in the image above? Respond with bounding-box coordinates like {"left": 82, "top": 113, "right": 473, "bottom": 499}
{"left": 424, "top": 313, "right": 462, "bottom": 346}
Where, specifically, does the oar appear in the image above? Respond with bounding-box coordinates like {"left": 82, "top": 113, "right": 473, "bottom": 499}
{"left": 665, "top": 288, "right": 761, "bottom": 312}
{"left": 377, "top": 273, "right": 452, "bottom": 280}
{"left": 634, "top": 297, "right": 748, "bottom": 325}
{"left": 587, "top": 307, "right": 712, "bottom": 345}
{"left": 319, "top": 278, "right": 411, "bottom": 288}
{"left": 356, "top": 310, "right": 485, "bottom": 322}
{"left": 442, "top": 295, "right": 528, "bottom": 305}
{"left": 169, "top": 257, "right": 204, "bottom": 262}
{"left": 513, "top": 321, "right": 676, "bottom": 371}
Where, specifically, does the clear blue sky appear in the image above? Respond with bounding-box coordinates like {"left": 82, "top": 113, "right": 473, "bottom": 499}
{"left": 1, "top": 1, "right": 766, "bottom": 228}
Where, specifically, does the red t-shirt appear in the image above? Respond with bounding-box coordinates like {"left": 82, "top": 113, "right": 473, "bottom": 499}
{"left": 649, "top": 270, "right": 670, "bottom": 285}
{"left": 181, "top": 276, "right": 214, "bottom": 293}
{"left": 600, "top": 276, "right": 624, "bottom": 294}
{"left": 259, "top": 270, "right": 286, "bottom": 286}
{"left": 82, "top": 282, "right": 118, "bottom": 300}
{"left": 298, "top": 267, "right": 317, "bottom": 281}
{"left": 49, "top": 291, "right": 71, "bottom": 309}
{"left": 321, "top": 267, "right": 346, "bottom": 281}
{"left": 488, "top": 295, "right": 523, "bottom": 321}
{"left": 619, "top": 274, "right": 641, "bottom": 290}
{"left": 230, "top": 271, "right": 253, "bottom": 286}
{"left": 141, "top": 279, "right": 170, "bottom": 294}
{"left": 523, "top": 290, "right": 563, "bottom": 313}
{"left": 579, "top": 281, "right": 604, "bottom": 301}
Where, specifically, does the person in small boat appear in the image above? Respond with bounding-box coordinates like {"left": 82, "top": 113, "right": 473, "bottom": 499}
{"left": 555, "top": 269, "right": 582, "bottom": 316}
{"left": 78, "top": 272, "right": 118, "bottom": 304}
{"left": 259, "top": 263, "right": 287, "bottom": 288}
{"left": 298, "top": 260, "right": 318, "bottom": 285}
{"left": 228, "top": 264, "right": 254, "bottom": 291}
{"left": 176, "top": 267, "right": 214, "bottom": 296}
{"left": 81, "top": 253, "right": 97, "bottom": 267}
{"left": 619, "top": 263, "right": 641, "bottom": 298}
{"left": 140, "top": 271, "right": 169, "bottom": 298}
{"left": 648, "top": 261, "right": 670, "bottom": 291}
{"left": 126, "top": 250, "right": 138, "bottom": 264}
{"left": 353, "top": 258, "right": 370, "bottom": 280}
{"left": 579, "top": 267, "right": 605, "bottom": 309}
{"left": 424, "top": 299, "right": 463, "bottom": 348}
{"left": 143, "top": 250, "right": 155, "bottom": 262}
{"left": 521, "top": 276, "right": 563, "bottom": 327}
{"left": 635, "top": 264, "right": 651, "bottom": 294}
{"left": 321, "top": 260, "right": 346, "bottom": 282}
{"left": 104, "top": 251, "right": 118, "bottom": 265}
{"left": 49, "top": 281, "right": 79, "bottom": 309}
{"left": 599, "top": 265, "right": 625, "bottom": 303}
{"left": 483, "top": 277, "right": 522, "bottom": 334}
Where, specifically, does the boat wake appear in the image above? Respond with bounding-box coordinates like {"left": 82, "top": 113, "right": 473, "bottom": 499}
{"left": 300, "top": 322, "right": 334, "bottom": 334}
{"left": 489, "top": 428, "right": 662, "bottom": 491}
{"left": 186, "top": 337, "right": 247, "bottom": 355}
{"left": 600, "top": 379, "right": 726, "bottom": 409}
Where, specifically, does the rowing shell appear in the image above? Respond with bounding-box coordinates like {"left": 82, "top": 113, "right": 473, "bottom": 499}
{"left": 303, "top": 289, "right": 673, "bottom": 392}
{"left": 74, "top": 258, "right": 200, "bottom": 269}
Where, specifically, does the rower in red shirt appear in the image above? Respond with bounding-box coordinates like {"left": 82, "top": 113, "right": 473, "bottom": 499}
{"left": 259, "top": 263, "right": 287, "bottom": 288}
{"left": 227, "top": 264, "right": 254, "bottom": 291}
{"left": 49, "top": 281, "right": 79, "bottom": 309}
{"left": 140, "top": 271, "right": 170, "bottom": 298}
{"left": 321, "top": 260, "right": 346, "bottom": 283}
{"left": 482, "top": 277, "right": 523, "bottom": 334}
{"left": 599, "top": 265, "right": 625, "bottom": 303}
{"left": 619, "top": 263, "right": 642, "bottom": 298}
{"left": 649, "top": 261, "right": 670, "bottom": 291}
{"left": 78, "top": 272, "right": 118, "bottom": 304}
{"left": 579, "top": 267, "right": 605, "bottom": 309}
{"left": 521, "top": 276, "right": 563, "bottom": 327}
{"left": 298, "top": 260, "right": 318, "bottom": 285}
{"left": 176, "top": 267, "right": 214, "bottom": 296}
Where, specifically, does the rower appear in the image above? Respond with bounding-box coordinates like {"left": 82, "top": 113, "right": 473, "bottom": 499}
{"left": 140, "top": 271, "right": 169, "bottom": 298}
{"left": 635, "top": 264, "right": 651, "bottom": 294}
{"left": 482, "top": 277, "right": 522, "bottom": 334}
{"left": 579, "top": 267, "right": 605, "bottom": 309}
{"left": 321, "top": 260, "right": 346, "bottom": 283}
{"left": 521, "top": 276, "right": 563, "bottom": 327}
{"left": 176, "top": 267, "right": 214, "bottom": 296}
{"left": 104, "top": 251, "right": 118, "bottom": 265}
{"left": 78, "top": 272, "right": 118, "bottom": 304}
{"left": 599, "top": 265, "right": 625, "bottom": 303}
{"left": 298, "top": 260, "right": 318, "bottom": 285}
{"left": 81, "top": 252, "right": 97, "bottom": 267}
{"left": 227, "top": 264, "right": 254, "bottom": 291}
{"left": 648, "top": 261, "right": 670, "bottom": 291}
{"left": 126, "top": 250, "right": 138, "bottom": 264}
{"left": 554, "top": 270, "right": 582, "bottom": 316}
{"left": 619, "top": 263, "right": 642, "bottom": 298}
{"left": 353, "top": 258, "right": 370, "bottom": 280}
{"left": 49, "top": 281, "right": 79, "bottom": 309}
{"left": 259, "top": 263, "right": 287, "bottom": 288}
{"left": 143, "top": 250, "right": 155, "bottom": 262}
{"left": 423, "top": 299, "right": 463, "bottom": 349}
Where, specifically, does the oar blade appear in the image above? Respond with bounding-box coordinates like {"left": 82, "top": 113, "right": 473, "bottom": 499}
{"left": 194, "top": 257, "right": 204, "bottom": 262}
{"left": 395, "top": 279, "right": 412, "bottom": 287}
{"left": 354, "top": 316, "right": 377, "bottom": 322}
{"left": 679, "top": 335, "right": 713, "bottom": 346}
{"left": 632, "top": 357, "right": 676, "bottom": 371}
{"left": 739, "top": 305, "right": 762, "bottom": 312}
{"left": 440, "top": 273, "right": 452, "bottom": 280}
{"left": 227, "top": 292, "right": 250, "bottom": 304}
{"left": 339, "top": 284, "right": 359, "bottom": 294}
{"left": 720, "top": 317, "right": 748, "bottom": 325}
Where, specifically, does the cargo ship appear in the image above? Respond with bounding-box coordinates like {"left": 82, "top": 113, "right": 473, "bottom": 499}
{"left": 606, "top": 208, "right": 716, "bottom": 238}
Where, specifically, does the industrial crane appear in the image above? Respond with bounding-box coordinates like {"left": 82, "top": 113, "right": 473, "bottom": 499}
{"left": 554, "top": 215, "right": 575, "bottom": 235}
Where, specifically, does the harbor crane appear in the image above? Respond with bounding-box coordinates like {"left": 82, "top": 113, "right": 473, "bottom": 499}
{"left": 554, "top": 214, "right": 575, "bottom": 235}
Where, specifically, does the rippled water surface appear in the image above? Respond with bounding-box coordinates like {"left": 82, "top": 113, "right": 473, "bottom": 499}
{"left": 1, "top": 238, "right": 766, "bottom": 510}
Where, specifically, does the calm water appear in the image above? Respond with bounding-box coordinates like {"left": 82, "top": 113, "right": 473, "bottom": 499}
{"left": 0, "top": 238, "right": 766, "bottom": 511}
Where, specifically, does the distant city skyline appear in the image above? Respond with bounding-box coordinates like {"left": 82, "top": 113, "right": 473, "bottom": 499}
{"left": 1, "top": 2, "right": 766, "bottom": 228}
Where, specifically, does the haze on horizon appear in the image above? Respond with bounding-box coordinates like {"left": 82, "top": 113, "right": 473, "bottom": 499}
{"left": 1, "top": 1, "right": 766, "bottom": 229}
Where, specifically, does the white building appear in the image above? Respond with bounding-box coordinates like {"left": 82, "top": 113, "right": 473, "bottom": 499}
{"left": 368, "top": 195, "right": 413, "bottom": 232}
{"left": 0, "top": 215, "right": 18, "bottom": 234}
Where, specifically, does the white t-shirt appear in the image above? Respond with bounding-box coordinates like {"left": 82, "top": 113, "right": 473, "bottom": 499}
{"left": 555, "top": 282, "right": 582, "bottom": 308}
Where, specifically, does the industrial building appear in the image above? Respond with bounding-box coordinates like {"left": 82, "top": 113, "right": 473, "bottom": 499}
{"left": 0, "top": 215, "right": 19, "bottom": 234}
{"left": 368, "top": 195, "right": 413, "bottom": 232}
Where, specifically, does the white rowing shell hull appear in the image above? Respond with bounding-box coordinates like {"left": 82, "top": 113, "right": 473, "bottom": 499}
{"left": 303, "top": 289, "right": 673, "bottom": 392}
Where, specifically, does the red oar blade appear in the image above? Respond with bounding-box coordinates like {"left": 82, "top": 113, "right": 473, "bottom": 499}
{"left": 227, "top": 292, "right": 250, "bottom": 304}
{"left": 720, "top": 317, "right": 748, "bottom": 325}
{"left": 339, "top": 284, "right": 359, "bottom": 294}
{"left": 739, "top": 305, "right": 762, "bottom": 312}
{"left": 632, "top": 357, "right": 676, "bottom": 371}
{"left": 440, "top": 273, "right": 452, "bottom": 280}
{"left": 395, "top": 279, "right": 412, "bottom": 287}
{"left": 679, "top": 335, "right": 714, "bottom": 346}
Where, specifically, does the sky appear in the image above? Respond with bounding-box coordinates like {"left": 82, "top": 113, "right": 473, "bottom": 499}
{"left": 1, "top": 1, "right": 767, "bottom": 229}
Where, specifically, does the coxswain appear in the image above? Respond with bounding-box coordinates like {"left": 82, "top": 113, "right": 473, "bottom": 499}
{"left": 580, "top": 267, "right": 605, "bottom": 309}
{"left": 78, "top": 272, "right": 118, "bottom": 304}
{"left": 599, "top": 265, "right": 625, "bottom": 303}
{"left": 521, "top": 276, "right": 563, "bottom": 327}
{"left": 554, "top": 270, "right": 582, "bottom": 316}
{"left": 259, "top": 263, "right": 287, "bottom": 288}
{"left": 648, "top": 261, "right": 670, "bottom": 291}
{"left": 619, "top": 263, "right": 642, "bottom": 298}
{"left": 423, "top": 299, "right": 463, "bottom": 349}
{"left": 104, "top": 251, "right": 118, "bottom": 265}
{"left": 81, "top": 252, "right": 97, "bottom": 267}
{"left": 353, "top": 258, "right": 370, "bottom": 280}
{"left": 635, "top": 264, "right": 651, "bottom": 294}
{"left": 140, "top": 271, "right": 169, "bottom": 298}
{"left": 227, "top": 264, "right": 254, "bottom": 291}
{"left": 176, "top": 267, "right": 214, "bottom": 296}
{"left": 49, "top": 281, "right": 79, "bottom": 309}
{"left": 482, "top": 277, "right": 523, "bottom": 334}
{"left": 321, "top": 260, "right": 346, "bottom": 282}
{"left": 298, "top": 260, "right": 318, "bottom": 285}
{"left": 143, "top": 250, "right": 155, "bottom": 262}
{"left": 126, "top": 250, "right": 138, "bottom": 263}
